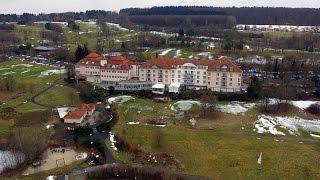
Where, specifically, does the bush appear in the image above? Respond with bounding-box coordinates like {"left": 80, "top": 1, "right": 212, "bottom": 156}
{"left": 14, "top": 110, "right": 52, "bottom": 127}
{"left": 115, "top": 136, "right": 142, "bottom": 154}
{"left": 260, "top": 102, "right": 292, "bottom": 114}
{"left": 96, "top": 122, "right": 110, "bottom": 132}
{"left": 74, "top": 126, "right": 93, "bottom": 136}
{"left": 306, "top": 104, "right": 320, "bottom": 115}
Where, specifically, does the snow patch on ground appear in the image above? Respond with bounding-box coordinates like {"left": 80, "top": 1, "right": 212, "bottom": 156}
{"left": 38, "top": 69, "right": 65, "bottom": 77}
{"left": 107, "top": 95, "right": 134, "bottom": 104}
{"left": 215, "top": 102, "right": 256, "bottom": 115}
{"left": 109, "top": 132, "right": 118, "bottom": 151}
{"left": 75, "top": 152, "right": 88, "bottom": 160}
{"left": 171, "top": 100, "right": 201, "bottom": 111}
{"left": 160, "top": 48, "right": 174, "bottom": 56}
{"left": 21, "top": 69, "right": 30, "bottom": 74}
{"left": 264, "top": 99, "right": 320, "bottom": 110}
{"left": 175, "top": 50, "right": 181, "bottom": 57}
{"left": 254, "top": 115, "right": 320, "bottom": 136}
{"left": 291, "top": 101, "right": 320, "bottom": 110}
{"left": 127, "top": 122, "right": 166, "bottom": 127}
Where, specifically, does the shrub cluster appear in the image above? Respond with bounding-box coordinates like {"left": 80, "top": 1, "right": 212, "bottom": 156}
{"left": 306, "top": 104, "right": 320, "bottom": 115}
{"left": 115, "top": 136, "right": 142, "bottom": 154}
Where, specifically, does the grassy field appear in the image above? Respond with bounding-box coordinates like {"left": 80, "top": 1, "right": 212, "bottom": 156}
{"left": 35, "top": 86, "right": 81, "bottom": 107}
{"left": 0, "top": 60, "right": 68, "bottom": 145}
{"left": 110, "top": 97, "right": 320, "bottom": 179}
{"left": 0, "top": 60, "right": 64, "bottom": 109}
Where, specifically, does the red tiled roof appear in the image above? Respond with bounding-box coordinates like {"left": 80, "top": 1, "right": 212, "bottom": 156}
{"left": 78, "top": 103, "right": 95, "bottom": 111}
{"left": 101, "top": 55, "right": 133, "bottom": 70}
{"left": 64, "top": 103, "right": 95, "bottom": 120}
{"left": 76, "top": 53, "right": 103, "bottom": 66}
{"left": 85, "top": 53, "right": 103, "bottom": 61}
{"left": 140, "top": 56, "right": 243, "bottom": 73}
{"left": 64, "top": 110, "right": 87, "bottom": 119}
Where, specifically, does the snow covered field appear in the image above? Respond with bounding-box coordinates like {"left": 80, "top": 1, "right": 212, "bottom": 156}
{"left": 108, "top": 95, "right": 134, "bottom": 104}
{"left": 254, "top": 115, "right": 320, "bottom": 136}
{"left": 171, "top": 100, "right": 201, "bottom": 111}
{"left": 267, "top": 99, "right": 320, "bottom": 110}
{"left": 38, "top": 69, "right": 65, "bottom": 77}
{"left": 215, "top": 102, "right": 256, "bottom": 115}
{"left": 236, "top": 24, "right": 320, "bottom": 32}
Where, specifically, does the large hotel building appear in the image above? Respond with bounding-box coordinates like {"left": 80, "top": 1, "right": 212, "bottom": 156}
{"left": 75, "top": 53, "right": 243, "bottom": 92}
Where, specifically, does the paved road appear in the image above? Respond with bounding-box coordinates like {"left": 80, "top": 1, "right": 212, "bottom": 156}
{"left": 17, "top": 78, "right": 63, "bottom": 108}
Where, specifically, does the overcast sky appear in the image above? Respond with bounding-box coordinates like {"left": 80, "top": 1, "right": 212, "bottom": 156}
{"left": 0, "top": 0, "right": 319, "bottom": 14}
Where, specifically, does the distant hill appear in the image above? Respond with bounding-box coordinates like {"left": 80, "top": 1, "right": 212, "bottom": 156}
{"left": 120, "top": 6, "right": 320, "bottom": 26}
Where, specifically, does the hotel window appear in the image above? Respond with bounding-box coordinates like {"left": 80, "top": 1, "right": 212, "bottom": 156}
{"left": 238, "top": 83, "right": 241, "bottom": 86}
{"left": 230, "top": 78, "right": 233, "bottom": 81}
{"left": 197, "top": 76, "right": 200, "bottom": 79}
{"left": 230, "top": 74, "right": 233, "bottom": 77}
{"left": 229, "top": 83, "right": 232, "bottom": 86}
{"left": 216, "top": 82, "right": 219, "bottom": 85}
{"left": 208, "top": 81, "right": 211, "bottom": 85}
{"left": 197, "top": 80, "right": 199, "bottom": 83}
{"left": 197, "top": 71, "right": 200, "bottom": 74}
{"left": 153, "top": 70, "right": 155, "bottom": 73}
{"left": 172, "top": 70, "right": 174, "bottom": 73}
{"left": 203, "top": 81, "right": 206, "bottom": 84}
{"left": 217, "top": 73, "right": 219, "bottom": 76}
{"left": 203, "top": 72, "right": 206, "bottom": 75}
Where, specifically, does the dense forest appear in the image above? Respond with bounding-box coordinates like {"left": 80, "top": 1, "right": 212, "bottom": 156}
{"left": 0, "top": 10, "right": 121, "bottom": 24}
{"left": 120, "top": 6, "right": 320, "bottom": 26}
{"left": 1, "top": 7, "right": 320, "bottom": 26}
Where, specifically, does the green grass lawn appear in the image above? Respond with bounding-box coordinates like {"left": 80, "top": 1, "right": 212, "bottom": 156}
{"left": 35, "top": 86, "right": 81, "bottom": 107}
{"left": 110, "top": 97, "right": 320, "bottom": 179}
{"left": 0, "top": 60, "right": 64, "bottom": 108}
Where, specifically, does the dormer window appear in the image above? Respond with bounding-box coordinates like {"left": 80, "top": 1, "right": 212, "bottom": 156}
{"left": 221, "top": 65, "right": 228, "bottom": 71}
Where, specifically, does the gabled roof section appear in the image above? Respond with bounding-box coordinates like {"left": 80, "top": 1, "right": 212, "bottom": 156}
{"left": 207, "top": 56, "right": 243, "bottom": 73}
{"left": 76, "top": 53, "right": 103, "bottom": 66}
{"left": 102, "top": 55, "right": 133, "bottom": 70}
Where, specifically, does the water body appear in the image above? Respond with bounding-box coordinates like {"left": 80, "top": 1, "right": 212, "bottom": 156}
{"left": 0, "top": 150, "right": 25, "bottom": 174}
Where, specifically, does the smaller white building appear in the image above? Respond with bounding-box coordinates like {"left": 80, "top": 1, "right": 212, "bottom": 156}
{"left": 169, "top": 82, "right": 181, "bottom": 93}
{"left": 152, "top": 83, "right": 165, "bottom": 94}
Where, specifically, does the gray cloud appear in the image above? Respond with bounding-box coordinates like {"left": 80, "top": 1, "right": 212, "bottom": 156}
{"left": 0, "top": 0, "right": 319, "bottom": 14}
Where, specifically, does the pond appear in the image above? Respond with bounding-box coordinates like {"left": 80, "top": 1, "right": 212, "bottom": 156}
{"left": 0, "top": 150, "right": 25, "bottom": 174}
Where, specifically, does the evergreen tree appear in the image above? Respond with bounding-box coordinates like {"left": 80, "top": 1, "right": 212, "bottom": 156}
{"left": 75, "top": 44, "right": 89, "bottom": 63}
{"left": 247, "top": 76, "right": 262, "bottom": 99}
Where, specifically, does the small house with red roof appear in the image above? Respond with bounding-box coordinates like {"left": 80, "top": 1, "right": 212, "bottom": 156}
{"left": 64, "top": 103, "right": 95, "bottom": 124}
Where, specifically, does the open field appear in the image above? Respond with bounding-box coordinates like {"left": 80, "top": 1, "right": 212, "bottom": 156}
{"left": 35, "top": 86, "right": 81, "bottom": 107}
{"left": 109, "top": 97, "right": 320, "bottom": 179}
{"left": 0, "top": 60, "right": 64, "bottom": 110}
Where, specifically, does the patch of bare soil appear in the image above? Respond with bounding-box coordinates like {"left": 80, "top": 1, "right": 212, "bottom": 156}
{"left": 132, "top": 152, "right": 183, "bottom": 172}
